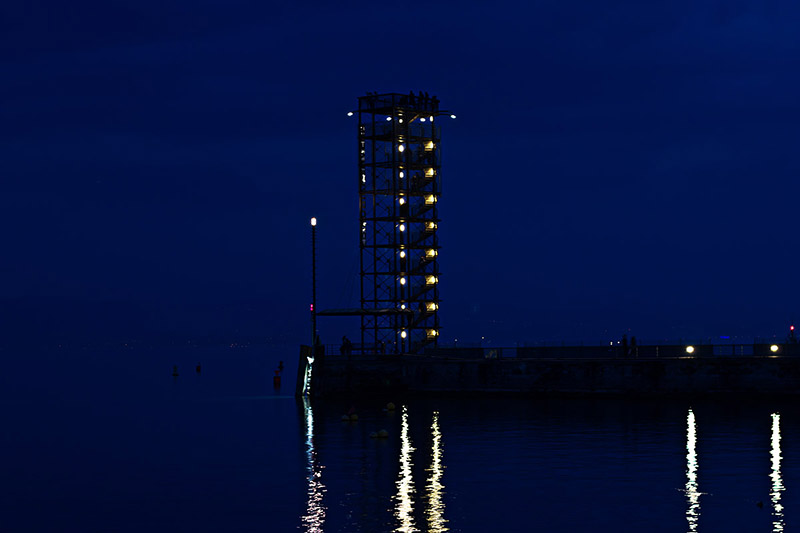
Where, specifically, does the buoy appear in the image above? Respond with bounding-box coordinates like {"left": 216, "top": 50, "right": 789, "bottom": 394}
{"left": 386, "top": 402, "right": 396, "bottom": 411}
{"left": 341, "top": 415, "right": 350, "bottom": 422}
{"left": 273, "top": 375, "right": 281, "bottom": 388}
{"left": 172, "top": 365, "right": 179, "bottom": 377}
{"left": 195, "top": 363, "right": 201, "bottom": 373}
{"left": 377, "top": 429, "right": 389, "bottom": 438}
{"left": 349, "top": 413, "right": 359, "bottom": 422}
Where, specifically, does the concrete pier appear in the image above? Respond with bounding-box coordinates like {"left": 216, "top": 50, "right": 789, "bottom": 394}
{"left": 299, "top": 346, "right": 800, "bottom": 397}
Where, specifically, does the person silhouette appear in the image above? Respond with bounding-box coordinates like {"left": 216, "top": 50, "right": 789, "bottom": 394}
{"left": 341, "top": 336, "right": 353, "bottom": 356}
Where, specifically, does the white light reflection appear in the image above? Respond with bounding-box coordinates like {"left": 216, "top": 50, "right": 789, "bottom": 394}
{"left": 394, "top": 406, "right": 417, "bottom": 532}
{"left": 685, "top": 409, "right": 700, "bottom": 532}
{"left": 301, "top": 396, "right": 326, "bottom": 532}
{"left": 771, "top": 413, "right": 785, "bottom": 532}
{"left": 425, "top": 411, "right": 448, "bottom": 532}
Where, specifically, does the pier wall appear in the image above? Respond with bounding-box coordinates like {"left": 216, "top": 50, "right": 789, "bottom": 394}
{"left": 305, "top": 349, "right": 800, "bottom": 397}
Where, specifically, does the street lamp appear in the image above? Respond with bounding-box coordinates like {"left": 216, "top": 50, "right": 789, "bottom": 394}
{"left": 310, "top": 217, "right": 317, "bottom": 347}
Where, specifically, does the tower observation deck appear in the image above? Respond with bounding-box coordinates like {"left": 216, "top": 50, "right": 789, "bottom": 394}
{"left": 357, "top": 92, "right": 448, "bottom": 354}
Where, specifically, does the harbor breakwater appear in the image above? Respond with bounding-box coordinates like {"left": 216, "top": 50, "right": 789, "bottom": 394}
{"left": 298, "top": 345, "right": 800, "bottom": 397}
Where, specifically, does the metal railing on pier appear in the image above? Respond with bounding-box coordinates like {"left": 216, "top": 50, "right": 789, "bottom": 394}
{"left": 318, "top": 341, "right": 800, "bottom": 359}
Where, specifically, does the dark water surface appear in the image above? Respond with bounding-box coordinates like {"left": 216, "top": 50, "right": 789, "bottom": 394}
{"left": 1, "top": 347, "right": 797, "bottom": 532}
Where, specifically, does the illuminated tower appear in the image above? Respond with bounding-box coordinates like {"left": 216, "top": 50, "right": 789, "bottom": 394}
{"left": 357, "top": 92, "right": 446, "bottom": 354}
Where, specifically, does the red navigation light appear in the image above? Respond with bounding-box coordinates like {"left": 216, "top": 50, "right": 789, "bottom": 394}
{"left": 310, "top": 304, "right": 314, "bottom": 312}
{"left": 791, "top": 325, "right": 795, "bottom": 331}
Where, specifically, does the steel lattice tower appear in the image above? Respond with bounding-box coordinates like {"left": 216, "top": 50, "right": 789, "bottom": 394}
{"left": 357, "top": 92, "right": 445, "bottom": 354}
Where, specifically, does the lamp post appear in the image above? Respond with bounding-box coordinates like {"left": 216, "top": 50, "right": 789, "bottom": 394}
{"left": 310, "top": 217, "right": 317, "bottom": 347}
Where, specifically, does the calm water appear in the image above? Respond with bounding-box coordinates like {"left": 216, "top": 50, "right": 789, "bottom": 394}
{"left": 1, "top": 346, "right": 797, "bottom": 532}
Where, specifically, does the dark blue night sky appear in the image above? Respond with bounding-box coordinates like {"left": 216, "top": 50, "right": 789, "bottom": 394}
{"left": 3, "top": 1, "right": 800, "bottom": 347}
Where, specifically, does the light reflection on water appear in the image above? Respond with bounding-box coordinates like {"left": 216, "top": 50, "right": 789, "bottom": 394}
{"left": 685, "top": 409, "right": 700, "bottom": 532}
{"left": 425, "top": 411, "right": 448, "bottom": 532}
{"left": 771, "top": 413, "right": 784, "bottom": 532}
{"left": 301, "top": 396, "right": 326, "bottom": 532}
{"left": 394, "top": 406, "right": 418, "bottom": 533}
{"left": 300, "top": 398, "right": 795, "bottom": 532}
